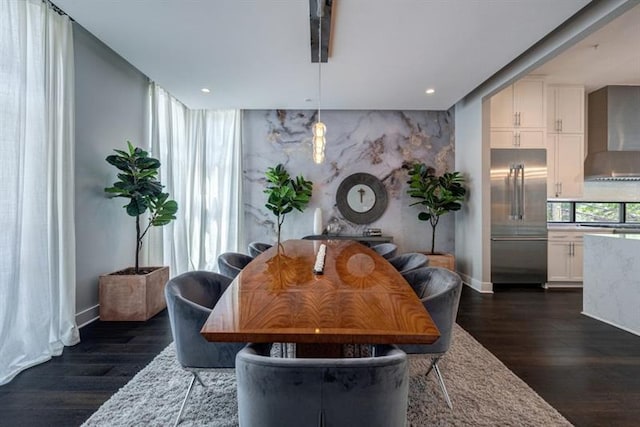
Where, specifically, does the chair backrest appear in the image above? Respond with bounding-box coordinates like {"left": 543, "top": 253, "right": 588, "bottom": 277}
{"left": 247, "top": 241, "right": 272, "bottom": 258}
{"left": 401, "top": 267, "right": 462, "bottom": 354}
{"left": 217, "top": 252, "right": 253, "bottom": 279}
{"left": 236, "top": 344, "right": 409, "bottom": 427}
{"left": 371, "top": 243, "right": 398, "bottom": 260}
{"left": 165, "top": 271, "right": 244, "bottom": 368}
{"left": 388, "top": 252, "right": 429, "bottom": 274}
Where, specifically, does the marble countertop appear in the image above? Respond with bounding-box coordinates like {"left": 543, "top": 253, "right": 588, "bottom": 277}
{"left": 584, "top": 233, "right": 640, "bottom": 240}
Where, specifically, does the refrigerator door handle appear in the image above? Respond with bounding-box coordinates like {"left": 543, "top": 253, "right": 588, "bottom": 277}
{"left": 519, "top": 164, "right": 525, "bottom": 220}
{"left": 508, "top": 165, "right": 516, "bottom": 220}
{"left": 491, "top": 237, "right": 548, "bottom": 241}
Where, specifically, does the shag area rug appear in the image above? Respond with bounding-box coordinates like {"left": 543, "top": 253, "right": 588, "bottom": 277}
{"left": 82, "top": 325, "right": 571, "bottom": 426}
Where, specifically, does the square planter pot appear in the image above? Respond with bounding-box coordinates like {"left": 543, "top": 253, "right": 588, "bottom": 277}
{"left": 99, "top": 266, "right": 169, "bottom": 321}
{"left": 419, "top": 252, "right": 455, "bottom": 271}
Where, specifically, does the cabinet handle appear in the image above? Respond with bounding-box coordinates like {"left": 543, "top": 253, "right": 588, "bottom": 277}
{"left": 517, "top": 112, "right": 521, "bottom": 126}
{"left": 559, "top": 119, "right": 563, "bottom": 132}
{"left": 556, "top": 119, "right": 560, "bottom": 132}
{"left": 514, "top": 113, "right": 518, "bottom": 127}
{"left": 559, "top": 182, "right": 562, "bottom": 195}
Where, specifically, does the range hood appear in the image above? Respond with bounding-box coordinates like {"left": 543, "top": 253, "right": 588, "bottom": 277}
{"left": 584, "top": 85, "right": 640, "bottom": 181}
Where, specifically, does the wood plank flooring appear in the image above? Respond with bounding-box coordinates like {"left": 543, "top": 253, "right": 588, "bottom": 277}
{"left": 1, "top": 286, "right": 638, "bottom": 426}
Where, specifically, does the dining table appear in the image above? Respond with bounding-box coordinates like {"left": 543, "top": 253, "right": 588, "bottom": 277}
{"left": 201, "top": 239, "right": 440, "bottom": 357}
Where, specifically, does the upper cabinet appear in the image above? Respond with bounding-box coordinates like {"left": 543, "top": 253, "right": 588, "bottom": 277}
{"left": 547, "top": 86, "right": 585, "bottom": 133}
{"left": 490, "top": 78, "right": 545, "bottom": 129}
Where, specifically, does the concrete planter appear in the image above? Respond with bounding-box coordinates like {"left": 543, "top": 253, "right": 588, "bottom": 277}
{"left": 99, "top": 266, "right": 169, "bottom": 321}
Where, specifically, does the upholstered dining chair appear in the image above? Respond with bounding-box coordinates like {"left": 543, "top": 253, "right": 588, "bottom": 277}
{"left": 388, "top": 252, "right": 429, "bottom": 274}
{"left": 236, "top": 344, "right": 409, "bottom": 427}
{"left": 247, "top": 241, "right": 272, "bottom": 258}
{"left": 399, "top": 267, "right": 462, "bottom": 409}
{"left": 370, "top": 242, "right": 398, "bottom": 260}
{"left": 217, "top": 252, "right": 253, "bottom": 279}
{"left": 165, "top": 271, "right": 245, "bottom": 426}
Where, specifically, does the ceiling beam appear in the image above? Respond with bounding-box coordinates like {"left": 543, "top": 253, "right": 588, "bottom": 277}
{"left": 309, "top": 0, "right": 333, "bottom": 63}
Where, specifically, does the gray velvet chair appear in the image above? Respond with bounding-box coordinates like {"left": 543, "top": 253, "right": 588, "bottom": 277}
{"left": 236, "top": 343, "right": 409, "bottom": 427}
{"left": 370, "top": 242, "right": 398, "bottom": 260}
{"left": 399, "top": 267, "right": 462, "bottom": 409}
{"left": 388, "top": 252, "right": 429, "bottom": 274}
{"left": 247, "top": 241, "right": 272, "bottom": 258}
{"left": 217, "top": 252, "right": 253, "bottom": 279}
{"left": 165, "top": 271, "right": 245, "bottom": 426}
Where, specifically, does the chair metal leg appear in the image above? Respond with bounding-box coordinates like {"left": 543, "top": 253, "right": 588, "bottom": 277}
{"left": 175, "top": 372, "right": 203, "bottom": 426}
{"left": 432, "top": 361, "right": 453, "bottom": 409}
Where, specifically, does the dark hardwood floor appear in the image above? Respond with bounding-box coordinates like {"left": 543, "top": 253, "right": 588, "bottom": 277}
{"left": 1, "top": 286, "right": 638, "bottom": 426}
{"left": 456, "top": 285, "right": 640, "bottom": 427}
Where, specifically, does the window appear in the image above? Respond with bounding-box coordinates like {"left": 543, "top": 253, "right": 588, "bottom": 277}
{"left": 575, "top": 202, "right": 621, "bottom": 223}
{"left": 547, "top": 202, "right": 572, "bottom": 222}
{"left": 626, "top": 203, "right": 640, "bottom": 223}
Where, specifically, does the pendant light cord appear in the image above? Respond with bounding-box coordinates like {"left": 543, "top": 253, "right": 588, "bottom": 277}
{"left": 317, "top": 3, "right": 322, "bottom": 123}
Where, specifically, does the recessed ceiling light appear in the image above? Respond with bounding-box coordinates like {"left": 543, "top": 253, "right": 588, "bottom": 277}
{"left": 201, "top": 88, "right": 211, "bottom": 93}
{"left": 425, "top": 88, "right": 435, "bottom": 95}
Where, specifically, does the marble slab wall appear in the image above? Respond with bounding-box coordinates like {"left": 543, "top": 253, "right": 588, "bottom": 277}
{"left": 242, "top": 109, "right": 456, "bottom": 254}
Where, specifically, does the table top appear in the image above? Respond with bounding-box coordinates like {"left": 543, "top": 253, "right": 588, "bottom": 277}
{"left": 201, "top": 239, "right": 440, "bottom": 344}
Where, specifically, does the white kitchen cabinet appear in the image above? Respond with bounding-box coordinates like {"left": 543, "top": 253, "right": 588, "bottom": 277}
{"left": 548, "top": 232, "right": 583, "bottom": 282}
{"left": 547, "top": 85, "right": 585, "bottom": 133}
{"left": 547, "top": 133, "right": 584, "bottom": 198}
{"left": 490, "top": 79, "right": 545, "bottom": 129}
{"left": 491, "top": 129, "right": 545, "bottom": 149}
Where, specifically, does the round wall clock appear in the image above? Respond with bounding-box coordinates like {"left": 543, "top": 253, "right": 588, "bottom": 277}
{"left": 336, "top": 173, "right": 388, "bottom": 224}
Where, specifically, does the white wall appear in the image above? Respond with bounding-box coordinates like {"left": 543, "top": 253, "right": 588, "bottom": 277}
{"left": 454, "top": 0, "right": 636, "bottom": 293}
{"left": 73, "top": 24, "right": 149, "bottom": 325}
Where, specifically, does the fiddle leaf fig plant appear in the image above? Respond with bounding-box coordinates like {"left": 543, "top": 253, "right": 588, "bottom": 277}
{"left": 264, "top": 164, "right": 313, "bottom": 246}
{"left": 407, "top": 162, "right": 466, "bottom": 254}
{"left": 105, "top": 141, "right": 178, "bottom": 274}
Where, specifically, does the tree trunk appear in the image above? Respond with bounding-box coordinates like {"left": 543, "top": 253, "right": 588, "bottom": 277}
{"left": 135, "top": 215, "right": 141, "bottom": 274}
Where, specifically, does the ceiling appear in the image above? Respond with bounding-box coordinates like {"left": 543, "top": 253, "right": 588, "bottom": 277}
{"left": 54, "top": 0, "right": 592, "bottom": 110}
{"left": 533, "top": 3, "right": 640, "bottom": 93}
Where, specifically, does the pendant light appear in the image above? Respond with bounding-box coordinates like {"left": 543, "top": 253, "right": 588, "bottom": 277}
{"left": 312, "top": 2, "right": 326, "bottom": 164}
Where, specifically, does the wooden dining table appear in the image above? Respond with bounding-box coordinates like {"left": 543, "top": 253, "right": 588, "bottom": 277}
{"left": 201, "top": 239, "right": 439, "bottom": 356}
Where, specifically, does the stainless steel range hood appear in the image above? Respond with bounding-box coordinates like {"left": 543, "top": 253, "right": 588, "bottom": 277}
{"left": 585, "top": 85, "right": 640, "bottom": 181}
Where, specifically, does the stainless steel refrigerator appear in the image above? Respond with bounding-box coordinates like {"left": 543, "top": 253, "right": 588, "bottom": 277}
{"left": 491, "top": 149, "right": 547, "bottom": 284}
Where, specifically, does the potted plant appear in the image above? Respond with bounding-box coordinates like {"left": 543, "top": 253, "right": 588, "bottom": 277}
{"left": 99, "top": 141, "right": 178, "bottom": 321}
{"left": 406, "top": 162, "right": 466, "bottom": 269}
{"left": 264, "top": 164, "right": 313, "bottom": 247}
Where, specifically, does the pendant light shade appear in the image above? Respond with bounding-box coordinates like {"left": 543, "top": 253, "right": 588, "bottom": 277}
{"left": 312, "top": 121, "right": 326, "bottom": 164}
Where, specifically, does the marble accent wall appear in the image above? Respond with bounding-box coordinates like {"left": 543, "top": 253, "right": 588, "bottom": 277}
{"left": 242, "top": 110, "right": 455, "bottom": 253}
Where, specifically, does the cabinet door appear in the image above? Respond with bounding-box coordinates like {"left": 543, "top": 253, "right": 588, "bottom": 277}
{"left": 556, "top": 87, "right": 584, "bottom": 133}
{"left": 517, "top": 129, "right": 545, "bottom": 148}
{"left": 490, "top": 85, "right": 515, "bottom": 128}
{"left": 490, "top": 130, "right": 515, "bottom": 148}
{"left": 548, "top": 239, "right": 571, "bottom": 281}
{"left": 570, "top": 240, "right": 584, "bottom": 281}
{"left": 555, "top": 134, "right": 584, "bottom": 198}
{"left": 514, "top": 80, "right": 545, "bottom": 128}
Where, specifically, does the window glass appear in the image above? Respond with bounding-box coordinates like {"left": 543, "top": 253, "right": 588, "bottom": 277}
{"left": 547, "top": 202, "right": 572, "bottom": 222}
{"left": 626, "top": 203, "right": 640, "bottom": 223}
{"left": 575, "top": 202, "right": 620, "bottom": 223}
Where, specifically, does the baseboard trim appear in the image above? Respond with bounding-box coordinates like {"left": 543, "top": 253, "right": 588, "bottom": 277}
{"left": 581, "top": 311, "right": 639, "bottom": 337}
{"left": 76, "top": 304, "right": 100, "bottom": 328}
{"left": 459, "top": 273, "right": 493, "bottom": 293}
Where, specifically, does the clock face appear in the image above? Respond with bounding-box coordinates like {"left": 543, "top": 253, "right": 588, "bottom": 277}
{"left": 346, "top": 184, "right": 376, "bottom": 213}
{"left": 336, "top": 173, "right": 388, "bottom": 224}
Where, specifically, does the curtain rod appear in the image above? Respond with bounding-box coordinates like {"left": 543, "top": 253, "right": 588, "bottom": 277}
{"left": 45, "top": 0, "right": 74, "bottom": 20}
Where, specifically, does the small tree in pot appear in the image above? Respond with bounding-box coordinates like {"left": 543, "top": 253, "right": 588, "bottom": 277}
{"left": 264, "top": 164, "right": 313, "bottom": 247}
{"left": 104, "top": 141, "right": 178, "bottom": 274}
{"left": 406, "top": 162, "right": 466, "bottom": 254}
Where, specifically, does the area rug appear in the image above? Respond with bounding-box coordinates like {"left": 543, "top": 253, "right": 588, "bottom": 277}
{"left": 82, "top": 325, "right": 571, "bottom": 426}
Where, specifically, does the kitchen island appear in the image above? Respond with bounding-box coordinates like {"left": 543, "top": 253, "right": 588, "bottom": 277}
{"left": 583, "top": 233, "right": 640, "bottom": 336}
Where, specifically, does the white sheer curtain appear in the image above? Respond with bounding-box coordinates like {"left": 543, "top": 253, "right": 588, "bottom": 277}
{"left": 0, "top": 0, "right": 78, "bottom": 385}
{"left": 148, "top": 83, "right": 243, "bottom": 275}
